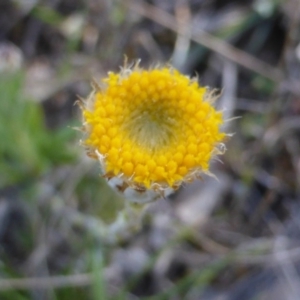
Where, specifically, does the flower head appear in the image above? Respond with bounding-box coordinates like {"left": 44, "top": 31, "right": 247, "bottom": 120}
{"left": 81, "top": 63, "right": 226, "bottom": 203}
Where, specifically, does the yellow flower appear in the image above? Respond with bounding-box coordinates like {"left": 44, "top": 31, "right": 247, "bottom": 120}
{"left": 80, "top": 63, "right": 226, "bottom": 203}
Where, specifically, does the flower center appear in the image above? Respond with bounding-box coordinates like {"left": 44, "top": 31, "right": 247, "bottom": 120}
{"left": 123, "top": 101, "right": 177, "bottom": 151}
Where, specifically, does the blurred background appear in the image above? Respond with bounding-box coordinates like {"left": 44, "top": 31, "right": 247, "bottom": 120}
{"left": 1, "top": 0, "right": 300, "bottom": 299}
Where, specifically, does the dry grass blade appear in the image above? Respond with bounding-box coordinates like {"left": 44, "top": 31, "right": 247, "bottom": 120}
{"left": 171, "top": 2, "right": 192, "bottom": 69}
{"left": 124, "top": 0, "right": 283, "bottom": 82}
{"left": 0, "top": 274, "right": 93, "bottom": 291}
